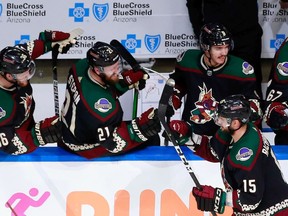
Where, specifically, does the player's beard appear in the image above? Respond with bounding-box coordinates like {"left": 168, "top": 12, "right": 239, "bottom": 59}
{"left": 221, "top": 126, "right": 236, "bottom": 135}
{"left": 102, "top": 73, "right": 119, "bottom": 85}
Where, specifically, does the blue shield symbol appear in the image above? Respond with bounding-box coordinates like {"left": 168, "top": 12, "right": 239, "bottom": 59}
{"left": 0, "top": 4, "right": 2, "bottom": 16}
{"left": 144, "top": 34, "right": 161, "bottom": 53}
{"left": 93, "top": 3, "right": 109, "bottom": 22}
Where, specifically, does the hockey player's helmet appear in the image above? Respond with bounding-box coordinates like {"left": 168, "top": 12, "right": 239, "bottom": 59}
{"left": 0, "top": 46, "right": 35, "bottom": 75}
{"left": 199, "top": 23, "right": 234, "bottom": 51}
{"left": 87, "top": 42, "right": 120, "bottom": 67}
{"left": 216, "top": 94, "right": 251, "bottom": 124}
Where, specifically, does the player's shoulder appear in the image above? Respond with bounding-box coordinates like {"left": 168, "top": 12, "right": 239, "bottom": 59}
{"left": 176, "top": 49, "right": 201, "bottom": 66}
{"left": 273, "top": 40, "right": 288, "bottom": 80}
{"left": 228, "top": 123, "right": 262, "bottom": 169}
{"left": 225, "top": 55, "right": 255, "bottom": 78}
{"left": 0, "top": 89, "right": 15, "bottom": 125}
{"left": 75, "top": 58, "right": 89, "bottom": 76}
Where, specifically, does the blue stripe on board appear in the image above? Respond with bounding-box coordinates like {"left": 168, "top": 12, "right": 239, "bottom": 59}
{"left": 262, "top": 128, "right": 273, "bottom": 132}
{"left": 0, "top": 146, "right": 287, "bottom": 162}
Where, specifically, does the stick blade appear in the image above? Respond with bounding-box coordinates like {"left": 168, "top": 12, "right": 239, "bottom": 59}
{"left": 110, "top": 39, "right": 141, "bottom": 71}
{"left": 69, "top": 28, "right": 84, "bottom": 39}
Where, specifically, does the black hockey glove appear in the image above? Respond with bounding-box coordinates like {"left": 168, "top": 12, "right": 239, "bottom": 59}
{"left": 192, "top": 185, "right": 226, "bottom": 214}
{"left": 131, "top": 108, "right": 161, "bottom": 142}
{"left": 33, "top": 116, "right": 62, "bottom": 145}
{"left": 265, "top": 102, "right": 288, "bottom": 129}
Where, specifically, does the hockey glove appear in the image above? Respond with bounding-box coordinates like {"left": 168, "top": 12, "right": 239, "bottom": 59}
{"left": 131, "top": 108, "right": 161, "bottom": 142}
{"left": 39, "top": 30, "right": 77, "bottom": 53}
{"left": 265, "top": 102, "right": 288, "bottom": 130}
{"left": 192, "top": 185, "right": 226, "bottom": 214}
{"left": 167, "top": 120, "right": 191, "bottom": 145}
{"left": 119, "top": 69, "right": 149, "bottom": 90}
{"left": 249, "top": 99, "right": 263, "bottom": 127}
{"left": 33, "top": 116, "right": 62, "bottom": 145}
{"left": 166, "top": 89, "right": 182, "bottom": 118}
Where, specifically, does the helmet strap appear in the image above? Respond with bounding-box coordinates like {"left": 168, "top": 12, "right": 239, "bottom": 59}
{"left": 228, "top": 121, "right": 243, "bottom": 134}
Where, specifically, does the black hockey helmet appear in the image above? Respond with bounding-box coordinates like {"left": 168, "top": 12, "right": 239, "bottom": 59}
{"left": 87, "top": 42, "right": 120, "bottom": 67}
{"left": 0, "top": 46, "right": 35, "bottom": 75}
{"left": 216, "top": 94, "right": 251, "bottom": 124}
{"left": 199, "top": 23, "right": 234, "bottom": 51}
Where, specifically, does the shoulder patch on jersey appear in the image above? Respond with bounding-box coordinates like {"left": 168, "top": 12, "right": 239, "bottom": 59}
{"left": 236, "top": 147, "right": 253, "bottom": 161}
{"left": 94, "top": 98, "right": 112, "bottom": 113}
{"left": 242, "top": 62, "right": 254, "bottom": 75}
{"left": 0, "top": 107, "right": 6, "bottom": 119}
{"left": 228, "top": 123, "right": 261, "bottom": 169}
{"left": 277, "top": 62, "right": 288, "bottom": 76}
{"left": 176, "top": 51, "right": 186, "bottom": 62}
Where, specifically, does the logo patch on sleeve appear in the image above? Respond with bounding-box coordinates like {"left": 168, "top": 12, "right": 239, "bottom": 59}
{"left": 94, "top": 98, "right": 112, "bottom": 113}
{"left": 242, "top": 62, "right": 254, "bottom": 75}
{"left": 277, "top": 62, "right": 288, "bottom": 76}
{"left": 0, "top": 107, "right": 6, "bottom": 119}
{"left": 236, "top": 147, "right": 253, "bottom": 161}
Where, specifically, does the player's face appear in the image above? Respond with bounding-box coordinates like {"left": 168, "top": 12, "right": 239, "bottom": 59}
{"left": 13, "top": 69, "right": 34, "bottom": 82}
{"left": 208, "top": 44, "right": 229, "bottom": 66}
{"left": 6, "top": 67, "right": 35, "bottom": 87}
{"left": 214, "top": 115, "right": 231, "bottom": 132}
{"left": 102, "top": 61, "right": 121, "bottom": 84}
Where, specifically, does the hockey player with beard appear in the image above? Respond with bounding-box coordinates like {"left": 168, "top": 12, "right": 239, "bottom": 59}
{"left": 167, "top": 23, "right": 262, "bottom": 139}
{"left": 264, "top": 37, "right": 288, "bottom": 145}
{"left": 59, "top": 41, "right": 161, "bottom": 159}
{"left": 0, "top": 30, "right": 75, "bottom": 155}
{"left": 170, "top": 95, "right": 288, "bottom": 215}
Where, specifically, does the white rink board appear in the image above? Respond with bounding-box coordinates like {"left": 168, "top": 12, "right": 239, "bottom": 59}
{"left": 0, "top": 146, "right": 287, "bottom": 216}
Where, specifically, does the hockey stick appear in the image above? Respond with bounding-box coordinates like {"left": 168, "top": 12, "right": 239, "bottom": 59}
{"left": 110, "top": 39, "right": 141, "bottom": 119}
{"left": 158, "top": 78, "right": 201, "bottom": 188}
{"left": 51, "top": 28, "right": 84, "bottom": 116}
{"left": 141, "top": 66, "right": 170, "bottom": 80}
{"left": 158, "top": 78, "right": 217, "bottom": 216}
{"left": 52, "top": 45, "right": 60, "bottom": 116}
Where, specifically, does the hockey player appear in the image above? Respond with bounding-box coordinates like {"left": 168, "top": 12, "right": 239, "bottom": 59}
{"left": 186, "top": 0, "right": 263, "bottom": 98}
{"left": 264, "top": 37, "right": 288, "bottom": 145}
{"left": 170, "top": 94, "right": 288, "bottom": 215}
{"left": 59, "top": 41, "right": 161, "bottom": 159}
{"left": 168, "top": 23, "right": 262, "bottom": 137}
{"left": 0, "top": 30, "right": 75, "bottom": 155}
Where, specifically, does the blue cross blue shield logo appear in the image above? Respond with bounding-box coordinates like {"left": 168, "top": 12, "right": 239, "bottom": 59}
{"left": 144, "top": 34, "right": 161, "bottom": 53}
{"left": 93, "top": 3, "right": 109, "bottom": 22}
{"left": 0, "top": 3, "right": 2, "bottom": 16}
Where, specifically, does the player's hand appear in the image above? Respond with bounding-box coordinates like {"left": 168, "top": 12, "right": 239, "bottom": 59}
{"left": 192, "top": 185, "right": 226, "bottom": 214}
{"left": 165, "top": 120, "right": 191, "bottom": 144}
{"left": 39, "top": 30, "right": 77, "bottom": 54}
{"left": 132, "top": 108, "right": 161, "bottom": 141}
{"left": 119, "top": 69, "right": 149, "bottom": 90}
{"left": 33, "top": 116, "right": 62, "bottom": 145}
{"left": 265, "top": 102, "right": 288, "bottom": 129}
{"left": 166, "top": 92, "right": 182, "bottom": 118}
{"left": 39, "top": 30, "right": 70, "bottom": 42}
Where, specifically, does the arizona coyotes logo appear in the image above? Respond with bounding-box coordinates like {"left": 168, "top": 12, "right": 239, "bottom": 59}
{"left": 190, "top": 84, "right": 218, "bottom": 124}
{"left": 20, "top": 93, "right": 33, "bottom": 118}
